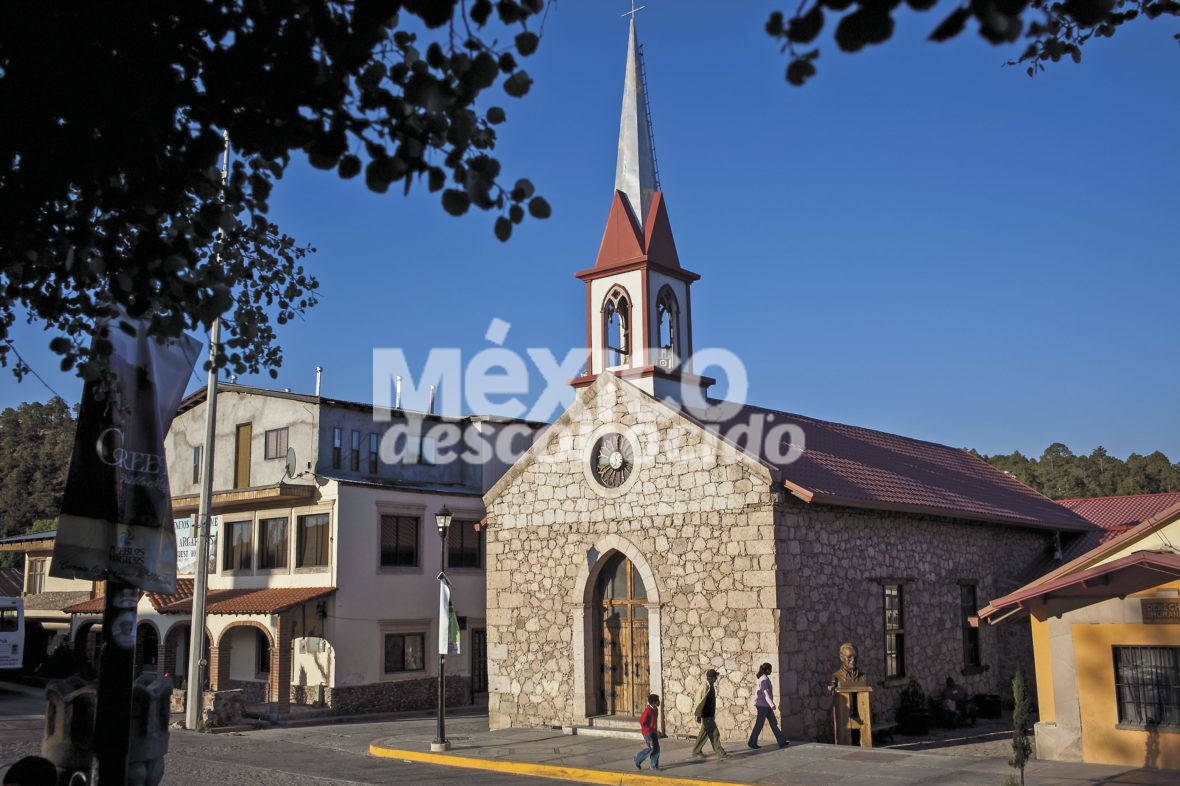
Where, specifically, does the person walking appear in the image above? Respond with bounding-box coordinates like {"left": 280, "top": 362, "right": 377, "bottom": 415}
{"left": 691, "top": 669, "right": 728, "bottom": 760}
{"left": 747, "top": 662, "right": 789, "bottom": 749}
{"left": 634, "top": 694, "right": 661, "bottom": 771}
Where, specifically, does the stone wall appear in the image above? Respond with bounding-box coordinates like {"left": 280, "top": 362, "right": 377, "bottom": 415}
{"left": 773, "top": 498, "right": 1043, "bottom": 739}
{"left": 326, "top": 676, "right": 471, "bottom": 715}
{"left": 485, "top": 379, "right": 782, "bottom": 738}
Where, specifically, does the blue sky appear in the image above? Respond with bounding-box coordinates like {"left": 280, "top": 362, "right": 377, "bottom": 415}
{"left": 3, "top": 2, "right": 1178, "bottom": 462}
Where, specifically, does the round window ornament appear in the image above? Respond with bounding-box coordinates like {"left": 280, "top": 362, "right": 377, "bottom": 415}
{"left": 592, "top": 433, "right": 634, "bottom": 488}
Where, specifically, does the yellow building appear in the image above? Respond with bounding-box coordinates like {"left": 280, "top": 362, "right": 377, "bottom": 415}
{"left": 981, "top": 494, "right": 1180, "bottom": 768}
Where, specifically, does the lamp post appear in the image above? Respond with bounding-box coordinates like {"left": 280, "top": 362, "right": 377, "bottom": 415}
{"left": 432, "top": 505, "right": 453, "bottom": 752}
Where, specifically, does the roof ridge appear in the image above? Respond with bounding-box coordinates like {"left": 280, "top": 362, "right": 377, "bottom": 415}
{"left": 1058, "top": 491, "right": 1180, "bottom": 503}
{"left": 703, "top": 398, "right": 970, "bottom": 454}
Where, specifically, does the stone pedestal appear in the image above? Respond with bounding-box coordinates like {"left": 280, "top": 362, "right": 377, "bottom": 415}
{"left": 832, "top": 687, "right": 874, "bottom": 747}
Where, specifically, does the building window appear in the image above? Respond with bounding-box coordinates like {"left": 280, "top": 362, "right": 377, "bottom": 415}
{"left": 264, "top": 427, "right": 289, "bottom": 460}
{"left": 655, "top": 285, "right": 680, "bottom": 367}
{"left": 297, "top": 514, "right": 330, "bottom": 568}
{"left": 447, "top": 520, "right": 483, "bottom": 569}
{"left": 331, "top": 427, "right": 342, "bottom": 469}
{"left": 192, "top": 445, "right": 201, "bottom": 484}
{"left": 368, "top": 433, "right": 378, "bottom": 473}
{"left": 258, "top": 517, "right": 288, "bottom": 570}
{"left": 380, "top": 515, "right": 419, "bottom": 567}
{"left": 603, "top": 287, "right": 630, "bottom": 367}
{"left": 1114, "top": 646, "right": 1180, "bottom": 728}
{"left": 383, "top": 632, "right": 426, "bottom": 673}
{"left": 223, "top": 520, "right": 253, "bottom": 572}
{"left": 960, "top": 584, "right": 981, "bottom": 669}
{"left": 256, "top": 629, "right": 271, "bottom": 674}
{"left": 884, "top": 584, "right": 906, "bottom": 679}
{"left": 350, "top": 430, "right": 360, "bottom": 471}
{"left": 26, "top": 557, "right": 47, "bottom": 594}
{"left": 407, "top": 435, "right": 435, "bottom": 465}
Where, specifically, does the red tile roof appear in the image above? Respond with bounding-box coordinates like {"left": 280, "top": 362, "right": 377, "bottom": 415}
{"left": 66, "top": 584, "right": 334, "bottom": 616}
{"left": 982, "top": 550, "right": 1180, "bottom": 623}
{"left": 691, "top": 401, "right": 1092, "bottom": 531}
{"left": 980, "top": 497, "right": 1180, "bottom": 622}
{"left": 162, "top": 586, "right": 334, "bottom": 615}
{"left": 1058, "top": 492, "right": 1180, "bottom": 530}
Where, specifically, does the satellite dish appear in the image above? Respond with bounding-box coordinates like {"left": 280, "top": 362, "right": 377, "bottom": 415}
{"left": 285, "top": 447, "right": 298, "bottom": 479}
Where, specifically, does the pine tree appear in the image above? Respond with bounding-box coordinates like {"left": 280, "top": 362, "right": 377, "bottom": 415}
{"left": 1009, "top": 667, "right": 1034, "bottom": 785}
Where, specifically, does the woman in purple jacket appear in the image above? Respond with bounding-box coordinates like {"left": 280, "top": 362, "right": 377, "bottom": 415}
{"left": 747, "top": 662, "right": 789, "bottom": 749}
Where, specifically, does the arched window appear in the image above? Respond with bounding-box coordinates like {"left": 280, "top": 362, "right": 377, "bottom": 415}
{"left": 656, "top": 286, "right": 679, "bottom": 368}
{"left": 603, "top": 288, "right": 630, "bottom": 367}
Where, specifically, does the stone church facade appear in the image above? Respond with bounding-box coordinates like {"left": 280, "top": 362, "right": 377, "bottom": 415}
{"left": 484, "top": 374, "right": 1084, "bottom": 740}
{"left": 483, "top": 19, "right": 1093, "bottom": 742}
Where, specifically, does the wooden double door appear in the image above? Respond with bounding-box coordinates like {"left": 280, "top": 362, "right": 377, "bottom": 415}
{"left": 598, "top": 553, "right": 649, "bottom": 716}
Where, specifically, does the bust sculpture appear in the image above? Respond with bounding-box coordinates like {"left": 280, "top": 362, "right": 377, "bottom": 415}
{"left": 828, "top": 642, "right": 868, "bottom": 692}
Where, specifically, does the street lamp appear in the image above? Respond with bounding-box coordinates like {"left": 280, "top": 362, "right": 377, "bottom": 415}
{"left": 432, "top": 505, "right": 453, "bottom": 752}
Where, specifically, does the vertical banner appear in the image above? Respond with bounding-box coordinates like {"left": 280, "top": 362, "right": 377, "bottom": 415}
{"left": 437, "top": 573, "right": 460, "bottom": 655}
{"left": 52, "top": 312, "right": 201, "bottom": 594}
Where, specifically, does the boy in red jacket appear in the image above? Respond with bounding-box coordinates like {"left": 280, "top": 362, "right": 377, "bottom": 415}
{"left": 634, "top": 694, "right": 661, "bottom": 771}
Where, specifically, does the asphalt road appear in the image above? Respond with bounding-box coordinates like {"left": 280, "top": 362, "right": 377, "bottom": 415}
{"left": 2, "top": 683, "right": 568, "bottom": 785}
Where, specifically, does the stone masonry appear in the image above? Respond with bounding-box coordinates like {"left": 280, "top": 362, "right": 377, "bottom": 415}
{"left": 484, "top": 374, "right": 1047, "bottom": 741}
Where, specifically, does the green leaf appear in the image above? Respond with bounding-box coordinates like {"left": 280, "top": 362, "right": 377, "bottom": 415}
{"left": 765, "top": 11, "right": 785, "bottom": 36}
{"left": 503, "top": 70, "right": 533, "bottom": 97}
{"left": 527, "top": 196, "right": 550, "bottom": 219}
{"left": 515, "top": 31, "right": 539, "bottom": 56}
{"left": 338, "top": 155, "right": 362, "bottom": 179}
{"left": 442, "top": 189, "right": 471, "bottom": 216}
{"left": 929, "top": 7, "right": 970, "bottom": 42}
{"left": 470, "top": 0, "right": 493, "bottom": 25}
{"left": 510, "top": 178, "right": 534, "bottom": 201}
{"left": 495, "top": 215, "right": 512, "bottom": 241}
{"left": 787, "top": 5, "right": 825, "bottom": 44}
{"left": 509, "top": 204, "right": 524, "bottom": 224}
{"left": 786, "top": 58, "right": 818, "bottom": 86}
{"left": 487, "top": 106, "right": 507, "bottom": 124}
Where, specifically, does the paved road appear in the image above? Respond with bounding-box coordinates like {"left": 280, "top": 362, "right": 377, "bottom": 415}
{"left": 2, "top": 683, "right": 569, "bottom": 785}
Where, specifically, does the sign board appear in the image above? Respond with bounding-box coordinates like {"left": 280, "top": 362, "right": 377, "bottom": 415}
{"left": 174, "top": 516, "right": 219, "bottom": 576}
{"left": 1141, "top": 598, "right": 1180, "bottom": 624}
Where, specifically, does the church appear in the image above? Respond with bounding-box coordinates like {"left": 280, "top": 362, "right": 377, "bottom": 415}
{"left": 482, "top": 20, "right": 1093, "bottom": 741}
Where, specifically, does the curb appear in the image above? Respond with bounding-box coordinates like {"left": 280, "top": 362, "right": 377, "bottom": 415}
{"left": 368, "top": 744, "right": 745, "bottom": 786}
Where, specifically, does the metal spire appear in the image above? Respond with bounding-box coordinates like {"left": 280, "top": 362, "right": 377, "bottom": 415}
{"left": 615, "top": 16, "right": 660, "bottom": 230}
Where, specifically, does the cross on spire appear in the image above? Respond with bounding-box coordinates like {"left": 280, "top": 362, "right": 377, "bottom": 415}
{"left": 621, "top": 2, "right": 646, "bottom": 19}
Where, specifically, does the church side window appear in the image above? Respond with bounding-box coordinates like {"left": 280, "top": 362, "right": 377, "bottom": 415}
{"left": 655, "top": 286, "right": 679, "bottom": 367}
{"left": 603, "top": 288, "right": 630, "bottom": 367}
{"left": 884, "top": 584, "right": 905, "bottom": 679}
{"left": 960, "top": 583, "right": 981, "bottom": 670}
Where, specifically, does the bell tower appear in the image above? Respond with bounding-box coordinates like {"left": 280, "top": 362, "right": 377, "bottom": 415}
{"left": 571, "top": 17, "right": 712, "bottom": 404}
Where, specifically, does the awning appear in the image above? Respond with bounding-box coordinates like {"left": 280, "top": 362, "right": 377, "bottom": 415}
{"left": 980, "top": 550, "right": 1180, "bottom": 624}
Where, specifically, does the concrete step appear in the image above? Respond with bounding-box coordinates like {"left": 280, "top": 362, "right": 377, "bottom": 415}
{"left": 570, "top": 725, "right": 644, "bottom": 740}
{"left": 587, "top": 715, "right": 640, "bottom": 730}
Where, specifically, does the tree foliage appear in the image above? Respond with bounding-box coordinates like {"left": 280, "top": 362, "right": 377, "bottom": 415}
{"left": 0, "top": 399, "right": 76, "bottom": 540}
{"left": 977, "top": 442, "right": 1180, "bottom": 499}
{"left": 0, "top": 0, "right": 550, "bottom": 385}
{"left": 1008, "top": 666, "right": 1034, "bottom": 785}
{"left": 766, "top": 0, "right": 1180, "bottom": 86}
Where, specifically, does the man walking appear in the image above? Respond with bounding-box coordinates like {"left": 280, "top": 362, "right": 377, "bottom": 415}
{"left": 691, "top": 669, "right": 728, "bottom": 760}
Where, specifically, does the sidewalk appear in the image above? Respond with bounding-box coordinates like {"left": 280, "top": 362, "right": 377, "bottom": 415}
{"left": 369, "top": 720, "right": 1178, "bottom": 786}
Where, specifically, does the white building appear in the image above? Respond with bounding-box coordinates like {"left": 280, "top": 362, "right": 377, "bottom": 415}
{"left": 67, "top": 383, "right": 545, "bottom": 717}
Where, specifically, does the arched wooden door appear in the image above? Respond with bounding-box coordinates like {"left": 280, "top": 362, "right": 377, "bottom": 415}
{"left": 597, "top": 553, "right": 649, "bottom": 716}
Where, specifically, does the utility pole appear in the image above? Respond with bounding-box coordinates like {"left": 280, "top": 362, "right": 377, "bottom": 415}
{"left": 185, "top": 130, "right": 229, "bottom": 729}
